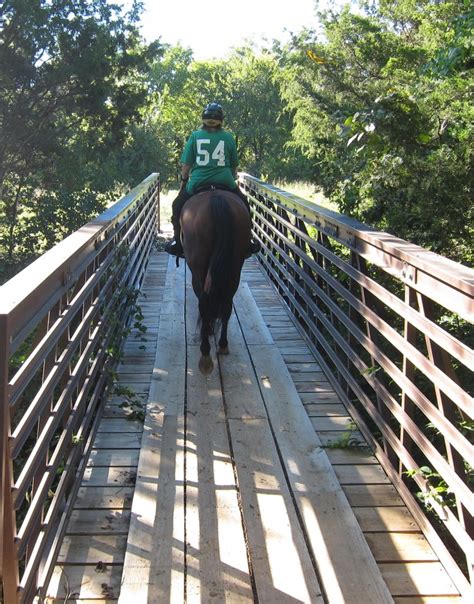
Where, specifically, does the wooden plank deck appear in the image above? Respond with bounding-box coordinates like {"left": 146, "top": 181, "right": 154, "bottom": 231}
{"left": 45, "top": 252, "right": 463, "bottom": 603}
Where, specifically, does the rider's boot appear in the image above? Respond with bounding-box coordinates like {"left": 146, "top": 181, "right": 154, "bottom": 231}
{"left": 245, "top": 237, "right": 261, "bottom": 259}
{"left": 165, "top": 222, "right": 184, "bottom": 257}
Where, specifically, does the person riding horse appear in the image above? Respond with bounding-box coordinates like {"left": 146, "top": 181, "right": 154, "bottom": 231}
{"left": 165, "top": 102, "right": 260, "bottom": 258}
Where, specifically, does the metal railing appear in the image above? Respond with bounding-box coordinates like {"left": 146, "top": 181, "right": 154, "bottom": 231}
{"left": 240, "top": 173, "right": 473, "bottom": 598}
{"left": 0, "top": 174, "right": 160, "bottom": 603}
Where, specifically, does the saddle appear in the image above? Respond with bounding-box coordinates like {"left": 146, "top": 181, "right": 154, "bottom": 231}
{"left": 194, "top": 183, "right": 235, "bottom": 195}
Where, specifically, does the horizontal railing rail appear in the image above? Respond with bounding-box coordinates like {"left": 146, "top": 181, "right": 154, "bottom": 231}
{"left": 0, "top": 173, "right": 160, "bottom": 603}
{"left": 239, "top": 173, "right": 473, "bottom": 598}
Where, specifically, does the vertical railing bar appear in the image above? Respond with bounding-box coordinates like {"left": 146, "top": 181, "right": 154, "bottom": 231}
{"left": 26, "top": 307, "right": 58, "bottom": 585}
{"left": 400, "top": 285, "right": 417, "bottom": 477}
{"left": 1, "top": 313, "right": 20, "bottom": 603}
{"left": 356, "top": 254, "right": 399, "bottom": 467}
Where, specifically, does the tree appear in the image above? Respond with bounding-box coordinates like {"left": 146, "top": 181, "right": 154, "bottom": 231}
{"left": 279, "top": 1, "right": 473, "bottom": 263}
{"left": 223, "top": 47, "right": 304, "bottom": 180}
{"left": 146, "top": 45, "right": 305, "bottom": 184}
{"left": 0, "top": 0, "right": 161, "bottom": 276}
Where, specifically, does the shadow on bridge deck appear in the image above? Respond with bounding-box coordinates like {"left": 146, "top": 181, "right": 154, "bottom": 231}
{"left": 45, "top": 252, "right": 461, "bottom": 603}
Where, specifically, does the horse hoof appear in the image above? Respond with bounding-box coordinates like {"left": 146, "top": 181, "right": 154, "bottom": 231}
{"left": 218, "top": 346, "right": 229, "bottom": 355}
{"left": 199, "top": 355, "right": 214, "bottom": 375}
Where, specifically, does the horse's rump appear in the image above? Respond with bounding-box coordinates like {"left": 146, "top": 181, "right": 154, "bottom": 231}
{"left": 181, "top": 190, "right": 250, "bottom": 302}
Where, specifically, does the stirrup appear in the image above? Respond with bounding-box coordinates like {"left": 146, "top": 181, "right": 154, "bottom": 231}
{"left": 245, "top": 239, "right": 261, "bottom": 259}
{"left": 165, "top": 240, "right": 184, "bottom": 258}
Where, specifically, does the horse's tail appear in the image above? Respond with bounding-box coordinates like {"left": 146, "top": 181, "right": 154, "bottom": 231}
{"left": 200, "top": 194, "right": 234, "bottom": 325}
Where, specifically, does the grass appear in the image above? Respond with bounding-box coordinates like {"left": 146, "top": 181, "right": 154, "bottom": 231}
{"left": 159, "top": 188, "right": 177, "bottom": 229}
{"left": 273, "top": 180, "right": 337, "bottom": 211}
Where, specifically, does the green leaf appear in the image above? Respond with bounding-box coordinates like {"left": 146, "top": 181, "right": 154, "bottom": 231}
{"left": 417, "top": 133, "right": 431, "bottom": 143}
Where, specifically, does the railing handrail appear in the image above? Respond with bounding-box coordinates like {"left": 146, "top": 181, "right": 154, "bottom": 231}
{"left": 240, "top": 173, "right": 474, "bottom": 316}
{"left": 0, "top": 174, "right": 159, "bottom": 338}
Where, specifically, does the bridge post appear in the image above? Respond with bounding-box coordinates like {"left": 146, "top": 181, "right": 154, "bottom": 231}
{"left": 0, "top": 314, "right": 20, "bottom": 603}
{"left": 156, "top": 175, "right": 161, "bottom": 235}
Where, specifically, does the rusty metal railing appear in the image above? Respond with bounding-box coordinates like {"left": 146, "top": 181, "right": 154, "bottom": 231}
{"left": 239, "top": 173, "right": 473, "bottom": 598}
{"left": 0, "top": 173, "right": 160, "bottom": 603}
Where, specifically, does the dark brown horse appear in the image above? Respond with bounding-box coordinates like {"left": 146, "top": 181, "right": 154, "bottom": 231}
{"left": 180, "top": 189, "right": 251, "bottom": 374}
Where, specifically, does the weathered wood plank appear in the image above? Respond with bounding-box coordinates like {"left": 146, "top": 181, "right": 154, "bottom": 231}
{"left": 101, "top": 405, "right": 142, "bottom": 420}
{"left": 117, "top": 364, "right": 154, "bottom": 373}
{"left": 46, "top": 564, "right": 123, "bottom": 600}
{"left": 97, "top": 419, "right": 143, "bottom": 433}
{"left": 110, "top": 381, "right": 149, "bottom": 394}
{"left": 270, "top": 330, "right": 303, "bottom": 341}
{"left": 282, "top": 353, "right": 317, "bottom": 363}
{"left": 118, "top": 355, "right": 155, "bottom": 364}
{"left": 353, "top": 507, "right": 420, "bottom": 533}
{"left": 233, "top": 285, "right": 393, "bottom": 604}
{"left": 291, "top": 371, "right": 327, "bottom": 381}
{"left": 296, "top": 381, "right": 334, "bottom": 393}
{"left": 343, "top": 484, "right": 405, "bottom": 507}
{"left": 233, "top": 283, "right": 273, "bottom": 345}
{"left": 57, "top": 535, "right": 127, "bottom": 565}
{"left": 66, "top": 510, "right": 130, "bottom": 535}
{"left": 74, "top": 486, "right": 134, "bottom": 510}
{"left": 108, "top": 393, "right": 147, "bottom": 407}
{"left": 92, "top": 432, "right": 141, "bottom": 449}
{"left": 310, "top": 415, "right": 355, "bottom": 431}
{"left": 380, "top": 562, "right": 459, "bottom": 596}
{"left": 334, "top": 464, "right": 391, "bottom": 485}
{"left": 119, "top": 256, "right": 186, "bottom": 603}
{"left": 318, "top": 430, "right": 365, "bottom": 447}
{"left": 214, "top": 315, "right": 267, "bottom": 421}
{"left": 365, "top": 533, "right": 438, "bottom": 562}
{"left": 299, "top": 391, "right": 340, "bottom": 403}
{"left": 264, "top": 319, "right": 293, "bottom": 328}
{"left": 287, "top": 362, "right": 322, "bottom": 373}
{"left": 185, "top": 343, "right": 253, "bottom": 603}
{"left": 219, "top": 303, "right": 323, "bottom": 601}
{"left": 304, "top": 403, "right": 351, "bottom": 416}
{"left": 82, "top": 466, "right": 137, "bottom": 487}
{"left": 325, "top": 447, "right": 378, "bottom": 465}
{"left": 87, "top": 449, "right": 140, "bottom": 468}
{"left": 277, "top": 344, "right": 312, "bottom": 354}
{"left": 228, "top": 417, "right": 324, "bottom": 604}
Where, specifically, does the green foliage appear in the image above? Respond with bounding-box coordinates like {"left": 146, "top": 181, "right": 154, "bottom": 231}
{"left": 323, "top": 420, "right": 367, "bottom": 449}
{"left": 278, "top": 2, "right": 473, "bottom": 264}
{"left": 1, "top": 0, "right": 472, "bottom": 280}
{"left": 0, "top": 0, "right": 162, "bottom": 277}
{"left": 404, "top": 465, "right": 454, "bottom": 510}
{"left": 143, "top": 44, "right": 306, "bottom": 184}
{"left": 116, "top": 385, "right": 146, "bottom": 422}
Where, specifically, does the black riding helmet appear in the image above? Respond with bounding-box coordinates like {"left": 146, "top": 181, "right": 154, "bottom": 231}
{"left": 202, "top": 102, "right": 224, "bottom": 122}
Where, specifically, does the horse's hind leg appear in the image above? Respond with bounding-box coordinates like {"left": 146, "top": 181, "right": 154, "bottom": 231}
{"left": 198, "top": 295, "right": 214, "bottom": 374}
{"left": 217, "top": 299, "right": 233, "bottom": 355}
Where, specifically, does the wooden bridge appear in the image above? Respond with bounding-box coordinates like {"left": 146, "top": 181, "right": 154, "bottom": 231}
{"left": 1, "top": 174, "right": 472, "bottom": 603}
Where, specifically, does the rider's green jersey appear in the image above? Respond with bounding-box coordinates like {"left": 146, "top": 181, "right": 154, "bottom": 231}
{"left": 181, "top": 128, "right": 239, "bottom": 194}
